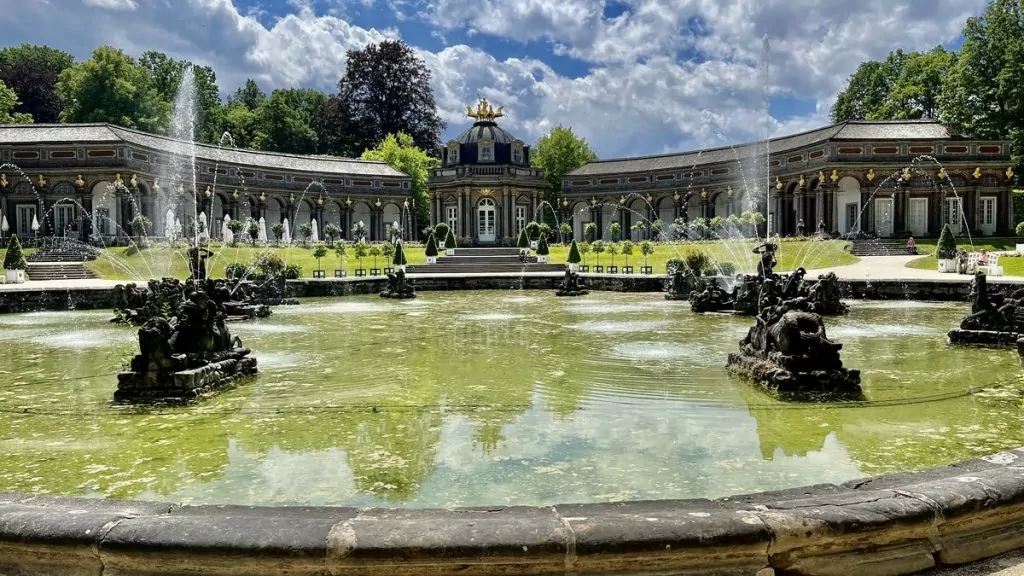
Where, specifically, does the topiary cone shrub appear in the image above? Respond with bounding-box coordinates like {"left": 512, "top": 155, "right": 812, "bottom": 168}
{"left": 567, "top": 240, "right": 582, "bottom": 264}
{"left": 537, "top": 234, "right": 550, "bottom": 261}
{"left": 445, "top": 228, "right": 457, "bottom": 251}
{"left": 393, "top": 240, "right": 408, "bottom": 267}
{"left": 517, "top": 227, "right": 530, "bottom": 249}
{"left": 425, "top": 234, "right": 438, "bottom": 260}
{"left": 935, "top": 223, "right": 958, "bottom": 260}
{"left": 4, "top": 234, "right": 27, "bottom": 270}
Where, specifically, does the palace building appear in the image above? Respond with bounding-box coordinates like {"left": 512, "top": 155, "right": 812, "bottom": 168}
{"left": 562, "top": 120, "right": 1015, "bottom": 240}
{"left": 0, "top": 123, "right": 411, "bottom": 243}
{"left": 427, "top": 99, "right": 548, "bottom": 244}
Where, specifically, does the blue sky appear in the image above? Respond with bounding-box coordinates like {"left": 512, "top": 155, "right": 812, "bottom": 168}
{"left": 0, "top": 0, "right": 990, "bottom": 158}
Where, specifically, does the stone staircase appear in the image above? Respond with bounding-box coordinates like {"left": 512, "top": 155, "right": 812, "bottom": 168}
{"left": 24, "top": 244, "right": 98, "bottom": 280}
{"left": 406, "top": 247, "right": 566, "bottom": 274}
{"left": 850, "top": 239, "right": 917, "bottom": 257}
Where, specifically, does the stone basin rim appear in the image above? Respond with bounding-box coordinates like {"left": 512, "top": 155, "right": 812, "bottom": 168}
{"left": 3, "top": 448, "right": 1024, "bottom": 575}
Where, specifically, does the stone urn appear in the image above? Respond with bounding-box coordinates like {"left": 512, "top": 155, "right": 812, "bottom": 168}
{"left": 4, "top": 269, "right": 25, "bottom": 284}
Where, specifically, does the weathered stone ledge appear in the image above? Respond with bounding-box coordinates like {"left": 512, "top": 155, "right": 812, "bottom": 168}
{"left": 1, "top": 274, "right": 1021, "bottom": 314}
{"left": 3, "top": 449, "right": 1024, "bottom": 575}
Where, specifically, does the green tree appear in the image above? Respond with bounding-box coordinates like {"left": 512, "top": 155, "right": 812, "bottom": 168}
{"left": 360, "top": 132, "right": 439, "bottom": 233}
{"left": 229, "top": 79, "right": 266, "bottom": 110}
{"left": 940, "top": 0, "right": 1024, "bottom": 172}
{"left": 424, "top": 234, "right": 438, "bottom": 258}
{"left": 935, "top": 223, "right": 958, "bottom": 259}
{"left": 566, "top": 240, "right": 582, "bottom": 264}
{"left": 56, "top": 46, "right": 169, "bottom": 132}
{"left": 0, "top": 80, "right": 32, "bottom": 124}
{"left": 312, "top": 243, "right": 328, "bottom": 270}
{"left": 251, "top": 89, "right": 323, "bottom": 154}
{"left": 531, "top": 125, "right": 597, "bottom": 220}
{"left": 138, "top": 51, "right": 223, "bottom": 142}
{"left": 537, "top": 234, "right": 550, "bottom": 257}
{"left": 393, "top": 241, "right": 407, "bottom": 266}
{"left": 516, "top": 227, "right": 530, "bottom": 249}
{"left": 878, "top": 47, "right": 955, "bottom": 120}
{"left": 3, "top": 234, "right": 27, "bottom": 270}
{"left": 0, "top": 44, "right": 75, "bottom": 123}
{"left": 831, "top": 59, "right": 899, "bottom": 122}
{"left": 326, "top": 40, "right": 445, "bottom": 157}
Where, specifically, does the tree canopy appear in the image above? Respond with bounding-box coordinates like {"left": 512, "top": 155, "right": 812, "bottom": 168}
{"left": 360, "top": 132, "right": 440, "bottom": 231}
{"left": 0, "top": 44, "right": 75, "bottom": 124}
{"left": 531, "top": 125, "right": 598, "bottom": 216}
{"left": 55, "top": 45, "right": 170, "bottom": 132}
{"left": 327, "top": 40, "right": 445, "bottom": 157}
{"left": 138, "top": 50, "right": 222, "bottom": 141}
{"left": 0, "top": 80, "right": 33, "bottom": 124}
{"left": 830, "top": 47, "right": 954, "bottom": 122}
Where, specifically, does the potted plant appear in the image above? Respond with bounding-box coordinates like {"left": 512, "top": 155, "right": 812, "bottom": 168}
{"left": 516, "top": 227, "right": 530, "bottom": 251}
{"left": 559, "top": 222, "right": 572, "bottom": 244}
{"left": 591, "top": 240, "right": 606, "bottom": 273}
{"left": 271, "top": 222, "right": 284, "bottom": 246}
{"left": 444, "top": 228, "right": 457, "bottom": 256}
{"left": 640, "top": 240, "right": 654, "bottom": 274}
{"left": 610, "top": 221, "right": 621, "bottom": 241}
{"left": 247, "top": 220, "right": 260, "bottom": 246}
{"left": 606, "top": 242, "right": 620, "bottom": 273}
{"left": 227, "top": 218, "right": 244, "bottom": 246}
{"left": 381, "top": 241, "right": 396, "bottom": 274}
{"left": 537, "top": 233, "right": 550, "bottom": 263}
{"left": 393, "top": 240, "right": 408, "bottom": 272}
{"left": 434, "top": 222, "right": 450, "bottom": 250}
{"left": 621, "top": 240, "right": 634, "bottom": 274}
{"left": 352, "top": 220, "right": 368, "bottom": 243}
{"left": 130, "top": 214, "right": 151, "bottom": 248}
{"left": 353, "top": 240, "right": 368, "bottom": 276}
{"left": 935, "top": 223, "right": 958, "bottom": 273}
{"left": 425, "top": 233, "right": 439, "bottom": 264}
{"left": 4, "top": 234, "right": 27, "bottom": 283}
{"left": 333, "top": 240, "right": 348, "bottom": 277}
{"left": 299, "top": 223, "right": 313, "bottom": 246}
{"left": 584, "top": 222, "right": 597, "bottom": 243}
{"left": 368, "top": 243, "right": 382, "bottom": 276}
{"left": 566, "top": 239, "right": 582, "bottom": 272}
{"left": 650, "top": 219, "right": 664, "bottom": 240}
{"left": 578, "top": 241, "right": 591, "bottom": 272}
{"left": 526, "top": 220, "right": 541, "bottom": 249}
{"left": 538, "top": 223, "right": 551, "bottom": 243}
{"left": 324, "top": 223, "right": 342, "bottom": 243}
{"left": 312, "top": 243, "right": 327, "bottom": 278}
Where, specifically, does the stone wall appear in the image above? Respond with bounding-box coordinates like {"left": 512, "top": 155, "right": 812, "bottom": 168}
{"left": 2, "top": 449, "right": 1024, "bottom": 575}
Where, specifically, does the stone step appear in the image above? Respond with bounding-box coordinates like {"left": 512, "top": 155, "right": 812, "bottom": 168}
{"left": 25, "top": 263, "right": 97, "bottom": 280}
{"left": 448, "top": 248, "right": 524, "bottom": 257}
{"left": 406, "top": 263, "right": 566, "bottom": 274}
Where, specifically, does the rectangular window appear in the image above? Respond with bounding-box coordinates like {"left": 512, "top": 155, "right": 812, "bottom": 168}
{"left": 448, "top": 146, "right": 459, "bottom": 164}
{"left": 16, "top": 204, "right": 37, "bottom": 236}
{"left": 981, "top": 197, "right": 995, "bottom": 226}
{"left": 480, "top": 146, "right": 492, "bottom": 161}
{"left": 515, "top": 206, "right": 527, "bottom": 234}
{"left": 446, "top": 206, "right": 458, "bottom": 235}
{"left": 96, "top": 208, "right": 110, "bottom": 235}
{"left": 512, "top": 147, "right": 522, "bottom": 163}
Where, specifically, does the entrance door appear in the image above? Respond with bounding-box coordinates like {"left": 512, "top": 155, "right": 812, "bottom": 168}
{"left": 477, "top": 198, "right": 496, "bottom": 243}
{"left": 845, "top": 203, "right": 860, "bottom": 234}
{"left": 979, "top": 197, "right": 996, "bottom": 236}
{"left": 874, "top": 197, "right": 893, "bottom": 237}
{"left": 53, "top": 204, "right": 76, "bottom": 237}
{"left": 944, "top": 197, "right": 963, "bottom": 234}
{"left": 16, "top": 204, "right": 37, "bottom": 236}
{"left": 908, "top": 198, "right": 928, "bottom": 237}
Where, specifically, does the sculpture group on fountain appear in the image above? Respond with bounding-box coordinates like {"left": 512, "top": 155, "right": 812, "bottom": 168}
{"left": 949, "top": 272, "right": 1024, "bottom": 347}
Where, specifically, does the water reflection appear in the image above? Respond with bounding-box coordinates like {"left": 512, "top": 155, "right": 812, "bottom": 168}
{"left": 0, "top": 292, "right": 1021, "bottom": 508}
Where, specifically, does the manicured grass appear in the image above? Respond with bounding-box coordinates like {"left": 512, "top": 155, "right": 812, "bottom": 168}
{"left": 906, "top": 237, "right": 1024, "bottom": 275}
{"left": 84, "top": 239, "right": 857, "bottom": 280}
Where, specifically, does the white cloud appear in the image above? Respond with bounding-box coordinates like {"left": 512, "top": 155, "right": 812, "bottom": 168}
{"left": 0, "top": 0, "right": 989, "bottom": 159}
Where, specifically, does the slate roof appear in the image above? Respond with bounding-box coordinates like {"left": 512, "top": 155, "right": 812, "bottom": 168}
{"left": 453, "top": 120, "right": 520, "bottom": 145}
{"left": 568, "top": 120, "right": 971, "bottom": 177}
{"left": 0, "top": 123, "right": 408, "bottom": 178}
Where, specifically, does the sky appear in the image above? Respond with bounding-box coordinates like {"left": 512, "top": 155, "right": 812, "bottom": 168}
{"left": 0, "top": 0, "right": 987, "bottom": 159}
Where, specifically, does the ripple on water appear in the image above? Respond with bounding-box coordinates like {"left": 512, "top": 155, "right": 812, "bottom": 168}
{"left": 255, "top": 352, "right": 304, "bottom": 370}
{"left": 463, "top": 313, "right": 523, "bottom": 322}
{"left": 501, "top": 296, "right": 540, "bottom": 304}
{"left": 275, "top": 301, "right": 392, "bottom": 315}
{"left": 565, "top": 303, "right": 656, "bottom": 314}
{"left": 569, "top": 320, "right": 670, "bottom": 333}
{"left": 0, "top": 311, "right": 109, "bottom": 326}
{"left": 28, "top": 330, "right": 134, "bottom": 349}
{"left": 853, "top": 300, "right": 955, "bottom": 310}
{"left": 230, "top": 323, "right": 309, "bottom": 335}
{"left": 608, "top": 341, "right": 715, "bottom": 363}
{"left": 829, "top": 323, "right": 938, "bottom": 338}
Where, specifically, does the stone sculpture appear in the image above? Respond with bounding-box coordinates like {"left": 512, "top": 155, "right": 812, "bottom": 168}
{"left": 380, "top": 269, "right": 416, "bottom": 299}
{"left": 691, "top": 267, "right": 848, "bottom": 317}
{"left": 555, "top": 269, "right": 589, "bottom": 297}
{"left": 753, "top": 241, "right": 778, "bottom": 279}
{"left": 688, "top": 276, "right": 734, "bottom": 313}
{"left": 115, "top": 284, "right": 257, "bottom": 403}
{"left": 113, "top": 278, "right": 271, "bottom": 325}
{"left": 948, "top": 272, "right": 1024, "bottom": 347}
{"left": 665, "top": 269, "right": 691, "bottom": 301}
{"left": 727, "top": 269, "right": 861, "bottom": 399}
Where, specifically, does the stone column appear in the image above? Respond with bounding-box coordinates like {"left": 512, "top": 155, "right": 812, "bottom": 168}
{"left": 815, "top": 187, "right": 824, "bottom": 231}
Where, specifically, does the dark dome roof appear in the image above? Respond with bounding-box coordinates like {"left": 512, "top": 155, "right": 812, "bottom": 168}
{"left": 454, "top": 121, "right": 519, "bottom": 145}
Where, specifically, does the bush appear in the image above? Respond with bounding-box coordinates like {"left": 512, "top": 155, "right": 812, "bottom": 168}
{"left": 445, "top": 228, "right": 457, "bottom": 248}
{"left": 253, "top": 251, "right": 285, "bottom": 277}
{"left": 935, "top": 223, "right": 957, "bottom": 259}
{"left": 434, "top": 222, "right": 450, "bottom": 240}
{"left": 718, "top": 261, "right": 736, "bottom": 275}
{"left": 517, "top": 227, "right": 530, "bottom": 248}
{"left": 225, "top": 262, "right": 249, "bottom": 279}
{"left": 284, "top": 264, "right": 302, "bottom": 279}
{"left": 525, "top": 220, "right": 541, "bottom": 240}
{"left": 457, "top": 236, "right": 472, "bottom": 247}
{"left": 685, "top": 251, "right": 711, "bottom": 274}
{"left": 3, "top": 234, "right": 26, "bottom": 270}
{"left": 567, "top": 240, "right": 582, "bottom": 264}
{"left": 1016, "top": 221, "right": 1024, "bottom": 238}
{"left": 666, "top": 257, "right": 685, "bottom": 274}
{"left": 425, "top": 234, "right": 438, "bottom": 257}
{"left": 537, "top": 234, "right": 550, "bottom": 256}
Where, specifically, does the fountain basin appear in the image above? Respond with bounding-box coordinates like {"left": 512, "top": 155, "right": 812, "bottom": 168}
{"left": 114, "top": 348, "right": 257, "bottom": 403}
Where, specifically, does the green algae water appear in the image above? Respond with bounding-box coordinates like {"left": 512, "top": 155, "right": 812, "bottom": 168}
{"left": 0, "top": 291, "right": 1021, "bottom": 507}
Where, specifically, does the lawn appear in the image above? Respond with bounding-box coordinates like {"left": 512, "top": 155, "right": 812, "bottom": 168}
{"left": 906, "top": 236, "right": 1024, "bottom": 275}
{"left": 83, "top": 239, "right": 857, "bottom": 280}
